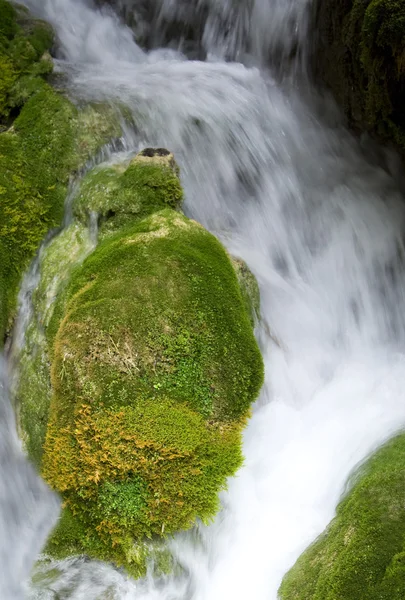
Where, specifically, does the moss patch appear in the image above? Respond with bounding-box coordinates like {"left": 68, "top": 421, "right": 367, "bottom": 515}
{"left": 17, "top": 223, "right": 95, "bottom": 468}
{"left": 0, "top": 0, "right": 54, "bottom": 122}
{"left": 279, "top": 432, "right": 405, "bottom": 600}
{"left": 0, "top": 84, "right": 122, "bottom": 342}
{"left": 40, "top": 208, "right": 263, "bottom": 575}
{"left": 74, "top": 149, "right": 183, "bottom": 232}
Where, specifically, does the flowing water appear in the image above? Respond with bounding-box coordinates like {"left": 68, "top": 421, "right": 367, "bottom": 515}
{"left": 3, "top": 0, "right": 405, "bottom": 598}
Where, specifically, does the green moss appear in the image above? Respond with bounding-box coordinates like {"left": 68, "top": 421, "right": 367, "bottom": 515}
{"left": 47, "top": 209, "right": 262, "bottom": 421}
{"left": 0, "top": 2, "right": 123, "bottom": 343}
{"left": 98, "top": 479, "right": 149, "bottom": 522}
{"left": 0, "top": 0, "right": 18, "bottom": 40}
{"left": 39, "top": 208, "right": 263, "bottom": 574}
{"left": 345, "top": 0, "right": 405, "bottom": 133}
{"left": 17, "top": 319, "right": 52, "bottom": 469}
{"left": 16, "top": 223, "right": 94, "bottom": 468}
{"left": 279, "top": 433, "right": 405, "bottom": 600}
{"left": 75, "top": 103, "right": 123, "bottom": 167}
{"left": 0, "top": 1, "right": 54, "bottom": 121}
{"left": 0, "top": 53, "right": 18, "bottom": 115}
{"left": 74, "top": 150, "right": 183, "bottom": 230}
{"left": 45, "top": 505, "right": 175, "bottom": 579}
{"left": 232, "top": 258, "right": 260, "bottom": 326}
{"left": 0, "top": 87, "right": 122, "bottom": 342}
{"left": 0, "top": 85, "right": 74, "bottom": 339}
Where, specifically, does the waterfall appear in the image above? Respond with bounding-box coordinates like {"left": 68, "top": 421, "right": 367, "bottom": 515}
{"left": 3, "top": 0, "right": 405, "bottom": 598}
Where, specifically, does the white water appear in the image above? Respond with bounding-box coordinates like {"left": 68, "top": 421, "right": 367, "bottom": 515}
{"left": 3, "top": 0, "right": 405, "bottom": 598}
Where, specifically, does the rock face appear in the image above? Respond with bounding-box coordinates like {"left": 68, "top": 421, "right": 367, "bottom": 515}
{"left": 279, "top": 433, "right": 405, "bottom": 600}
{"left": 0, "top": 0, "right": 122, "bottom": 343}
{"left": 94, "top": 0, "right": 208, "bottom": 58}
{"left": 19, "top": 150, "right": 264, "bottom": 576}
{"left": 312, "top": 0, "right": 405, "bottom": 156}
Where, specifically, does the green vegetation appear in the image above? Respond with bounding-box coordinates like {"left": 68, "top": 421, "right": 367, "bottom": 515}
{"left": 314, "top": 0, "right": 405, "bottom": 153}
{"left": 17, "top": 223, "right": 94, "bottom": 468}
{"left": 37, "top": 205, "right": 263, "bottom": 575}
{"left": 0, "top": 1, "right": 122, "bottom": 342}
{"left": 0, "top": 0, "right": 54, "bottom": 123}
{"left": 0, "top": 87, "right": 121, "bottom": 341}
{"left": 74, "top": 148, "right": 183, "bottom": 234}
{"left": 279, "top": 432, "right": 405, "bottom": 600}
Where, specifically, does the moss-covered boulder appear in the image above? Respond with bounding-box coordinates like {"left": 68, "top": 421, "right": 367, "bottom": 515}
{"left": 279, "top": 433, "right": 405, "bottom": 600}
{"left": 18, "top": 150, "right": 264, "bottom": 576}
{"left": 73, "top": 148, "right": 183, "bottom": 235}
{"left": 312, "top": 0, "right": 405, "bottom": 155}
{"left": 0, "top": 2, "right": 123, "bottom": 342}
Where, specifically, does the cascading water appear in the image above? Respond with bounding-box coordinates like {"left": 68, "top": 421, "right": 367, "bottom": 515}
{"left": 3, "top": 0, "right": 405, "bottom": 598}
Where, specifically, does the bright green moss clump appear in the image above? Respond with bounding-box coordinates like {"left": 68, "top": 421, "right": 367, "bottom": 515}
{"left": 0, "top": 0, "right": 54, "bottom": 122}
{"left": 74, "top": 148, "right": 183, "bottom": 232}
{"left": 39, "top": 202, "right": 263, "bottom": 575}
{"left": 0, "top": 2, "right": 123, "bottom": 342}
{"left": 279, "top": 433, "right": 405, "bottom": 600}
{"left": 0, "top": 86, "right": 122, "bottom": 340}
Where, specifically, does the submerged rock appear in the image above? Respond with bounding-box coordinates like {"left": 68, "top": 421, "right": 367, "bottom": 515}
{"left": 18, "top": 148, "right": 264, "bottom": 576}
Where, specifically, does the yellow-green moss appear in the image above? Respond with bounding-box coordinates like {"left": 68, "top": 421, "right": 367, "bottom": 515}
{"left": 0, "top": 3, "right": 124, "bottom": 343}
{"left": 0, "top": 0, "right": 54, "bottom": 121}
{"left": 279, "top": 432, "right": 405, "bottom": 600}
{"left": 17, "top": 223, "right": 94, "bottom": 468}
{"left": 39, "top": 208, "right": 263, "bottom": 574}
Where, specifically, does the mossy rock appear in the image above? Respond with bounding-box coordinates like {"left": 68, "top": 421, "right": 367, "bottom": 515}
{"left": 17, "top": 223, "right": 95, "bottom": 469}
{"left": 0, "top": 87, "right": 122, "bottom": 341}
{"left": 312, "top": 0, "right": 405, "bottom": 155}
{"left": 74, "top": 147, "right": 183, "bottom": 233}
{"left": 35, "top": 203, "right": 263, "bottom": 576}
{"left": 0, "top": 2, "right": 124, "bottom": 343}
{"left": 279, "top": 432, "right": 405, "bottom": 600}
{"left": 0, "top": 0, "right": 54, "bottom": 122}
{"left": 231, "top": 257, "right": 260, "bottom": 326}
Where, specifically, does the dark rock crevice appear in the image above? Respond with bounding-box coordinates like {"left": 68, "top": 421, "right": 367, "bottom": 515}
{"left": 311, "top": 0, "right": 405, "bottom": 158}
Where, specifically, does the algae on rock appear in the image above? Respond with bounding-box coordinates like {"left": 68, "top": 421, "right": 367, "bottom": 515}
{"left": 279, "top": 432, "right": 405, "bottom": 600}
{"left": 18, "top": 148, "right": 264, "bottom": 577}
